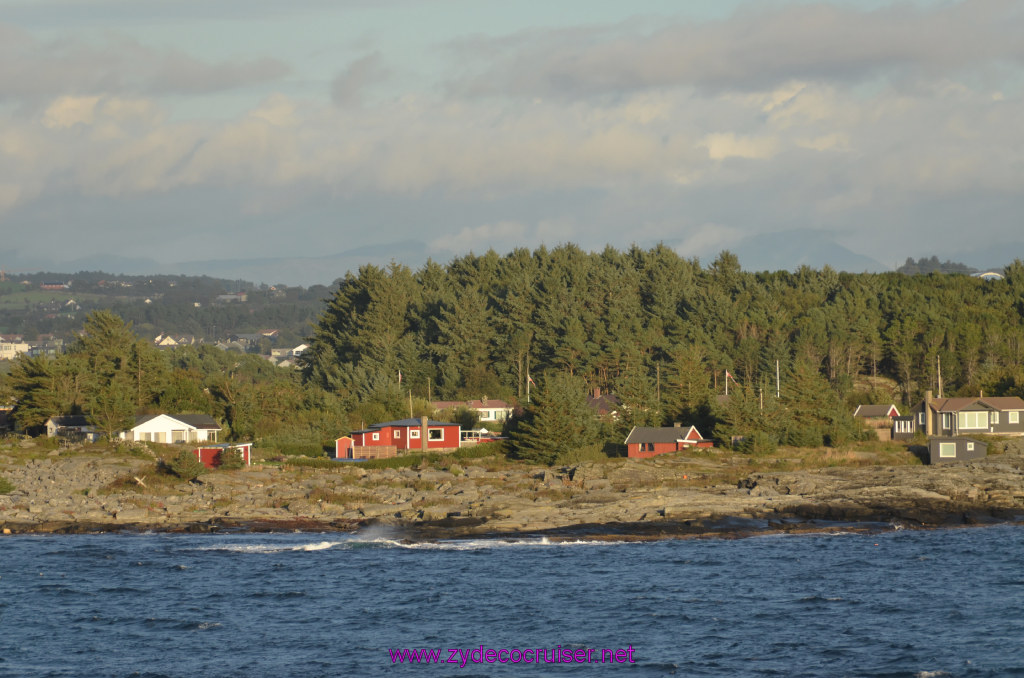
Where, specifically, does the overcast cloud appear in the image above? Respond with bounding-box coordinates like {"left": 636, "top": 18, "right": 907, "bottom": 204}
{"left": 1, "top": 0, "right": 1022, "bottom": 282}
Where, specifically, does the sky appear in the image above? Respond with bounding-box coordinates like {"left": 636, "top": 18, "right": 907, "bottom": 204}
{"left": 1, "top": 0, "right": 1023, "bottom": 281}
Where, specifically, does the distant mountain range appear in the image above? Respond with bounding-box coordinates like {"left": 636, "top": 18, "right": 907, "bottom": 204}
{"left": 5, "top": 233, "right": 1023, "bottom": 287}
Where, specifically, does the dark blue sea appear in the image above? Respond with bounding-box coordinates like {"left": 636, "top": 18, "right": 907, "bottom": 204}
{"left": 2, "top": 524, "right": 1023, "bottom": 678}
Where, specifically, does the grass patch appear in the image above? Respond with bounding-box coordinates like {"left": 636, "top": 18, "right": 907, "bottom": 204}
{"left": 357, "top": 447, "right": 498, "bottom": 470}
{"left": 0, "top": 475, "right": 15, "bottom": 494}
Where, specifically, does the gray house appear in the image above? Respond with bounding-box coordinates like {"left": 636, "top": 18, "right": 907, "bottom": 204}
{"left": 927, "top": 437, "right": 987, "bottom": 464}
{"left": 910, "top": 393, "right": 1024, "bottom": 437}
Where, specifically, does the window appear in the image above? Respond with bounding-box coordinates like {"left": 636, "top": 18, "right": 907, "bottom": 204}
{"left": 172, "top": 429, "right": 186, "bottom": 443}
{"left": 1011, "top": 412, "right": 1020, "bottom": 424}
{"left": 967, "top": 442, "right": 975, "bottom": 451}
{"left": 918, "top": 412, "right": 925, "bottom": 425}
{"left": 941, "top": 413, "right": 952, "bottom": 430}
{"left": 939, "top": 442, "right": 957, "bottom": 458}
{"left": 410, "top": 429, "right": 420, "bottom": 439}
{"left": 991, "top": 412, "right": 999, "bottom": 425}
{"left": 372, "top": 432, "right": 379, "bottom": 441}
{"left": 957, "top": 411, "right": 988, "bottom": 429}
{"left": 393, "top": 430, "right": 401, "bottom": 439}
{"left": 428, "top": 428, "right": 444, "bottom": 441}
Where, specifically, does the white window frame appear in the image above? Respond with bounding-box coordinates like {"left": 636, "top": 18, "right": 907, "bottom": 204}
{"left": 428, "top": 428, "right": 444, "bottom": 441}
{"left": 372, "top": 432, "right": 379, "bottom": 441}
{"left": 918, "top": 412, "right": 925, "bottom": 425}
{"left": 991, "top": 412, "right": 999, "bottom": 425}
{"left": 410, "top": 429, "right": 420, "bottom": 439}
{"left": 393, "top": 429, "right": 401, "bottom": 439}
{"left": 967, "top": 442, "right": 975, "bottom": 451}
{"left": 958, "top": 411, "right": 988, "bottom": 429}
{"left": 1011, "top": 412, "right": 1020, "bottom": 424}
{"left": 939, "top": 442, "right": 957, "bottom": 458}
{"left": 941, "top": 412, "right": 952, "bottom": 430}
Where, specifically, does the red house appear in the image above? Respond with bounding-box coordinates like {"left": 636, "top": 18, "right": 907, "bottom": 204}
{"left": 192, "top": 443, "right": 252, "bottom": 469}
{"left": 624, "top": 424, "right": 713, "bottom": 458}
{"left": 350, "top": 418, "right": 461, "bottom": 453}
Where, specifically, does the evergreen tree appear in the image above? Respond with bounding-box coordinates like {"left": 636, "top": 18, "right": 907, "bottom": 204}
{"left": 511, "top": 372, "right": 598, "bottom": 465}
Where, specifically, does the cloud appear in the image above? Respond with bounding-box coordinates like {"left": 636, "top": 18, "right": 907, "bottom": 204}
{"left": 701, "top": 133, "right": 779, "bottom": 161}
{"left": 331, "top": 52, "right": 390, "bottom": 106}
{"left": 448, "top": 0, "right": 1024, "bottom": 99}
{"left": 0, "top": 23, "right": 289, "bottom": 105}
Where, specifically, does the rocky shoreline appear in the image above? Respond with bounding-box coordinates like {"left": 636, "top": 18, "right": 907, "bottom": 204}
{"left": 2, "top": 439, "right": 1024, "bottom": 540}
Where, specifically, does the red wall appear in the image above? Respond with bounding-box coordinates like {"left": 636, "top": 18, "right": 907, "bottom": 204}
{"left": 193, "top": 444, "right": 251, "bottom": 469}
{"left": 627, "top": 440, "right": 712, "bottom": 458}
{"left": 353, "top": 425, "right": 460, "bottom": 451}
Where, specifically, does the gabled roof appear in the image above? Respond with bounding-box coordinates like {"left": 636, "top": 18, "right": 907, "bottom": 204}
{"left": 624, "top": 425, "right": 705, "bottom": 445}
{"left": 853, "top": 404, "right": 900, "bottom": 418}
{"left": 927, "top": 396, "right": 1024, "bottom": 412}
{"left": 132, "top": 413, "right": 221, "bottom": 430}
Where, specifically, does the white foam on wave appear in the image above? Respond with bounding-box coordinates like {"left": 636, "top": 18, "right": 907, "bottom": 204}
{"left": 192, "top": 532, "right": 630, "bottom": 554}
{"left": 192, "top": 540, "right": 350, "bottom": 554}
{"left": 347, "top": 536, "right": 630, "bottom": 551}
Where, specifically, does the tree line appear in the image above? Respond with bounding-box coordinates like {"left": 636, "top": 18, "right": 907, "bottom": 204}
{"left": 6, "top": 245, "right": 1024, "bottom": 464}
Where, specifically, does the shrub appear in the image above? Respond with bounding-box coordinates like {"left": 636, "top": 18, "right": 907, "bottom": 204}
{"left": 167, "top": 450, "right": 206, "bottom": 481}
{"left": 216, "top": 447, "right": 245, "bottom": 470}
{"left": 738, "top": 431, "right": 778, "bottom": 456}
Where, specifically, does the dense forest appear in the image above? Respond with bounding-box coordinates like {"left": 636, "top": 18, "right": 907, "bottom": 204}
{"left": 5, "top": 245, "right": 1024, "bottom": 464}
{"left": 301, "top": 244, "right": 1024, "bottom": 459}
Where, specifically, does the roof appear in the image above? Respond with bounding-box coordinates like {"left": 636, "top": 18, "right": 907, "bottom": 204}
{"left": 432, "top": 399, "right": 511, "bottom": 410}
{"left": 926, "top": 396, "right": 1024, "bottom": 412}
{"left": 132, "top": 413, "right": 221, "bottom": 430}
{"left": 624, "top": 425, "right": 705, "bottom": 445}
{"left": 587, "top": 393, "right": 621, "bottom": 415}
{"left": 47, "top": 415, "right": 90, "bottom": 427}
{"left": 853, "top": 404, "right": 900, "bottom": 418}
{"left": 370, "top": 418, "right": 460, "bottom": 429}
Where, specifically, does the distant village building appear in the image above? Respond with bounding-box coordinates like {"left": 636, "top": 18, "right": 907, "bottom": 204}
{"left": 0, "top": 341, "right": 31, "bottom": 361}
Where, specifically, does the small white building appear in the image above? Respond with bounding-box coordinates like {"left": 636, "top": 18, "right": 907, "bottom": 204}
{"left": 119, "top": 414, "right": 221, "bottom": 444}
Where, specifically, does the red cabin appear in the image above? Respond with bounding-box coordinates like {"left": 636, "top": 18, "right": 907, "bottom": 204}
{"left": 624, "top": 425, "right": 713, "bottom": 458}
{"left": 351, "top": 418, "right": 461, "bottom": 452}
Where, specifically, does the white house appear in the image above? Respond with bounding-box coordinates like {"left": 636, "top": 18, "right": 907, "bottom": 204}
{"left": 431, "top": 398, "right": 514, "bottom": 422}
{"left": 119, "top": 414, "right": 221, "bottom": 444}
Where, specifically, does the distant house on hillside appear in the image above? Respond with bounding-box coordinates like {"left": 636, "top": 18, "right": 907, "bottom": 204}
{"left": 587, "top": 388, "right": 621, "bottom": 420}
{"left": 624, "top": 424, "right": 713, "bottom": 458}
{"left": 431, "top": 398, "right": 513, "bottom": 423}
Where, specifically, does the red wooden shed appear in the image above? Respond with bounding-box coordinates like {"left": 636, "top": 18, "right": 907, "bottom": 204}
{"left": 623, "top": 424, "right": 713, "bottom": 458}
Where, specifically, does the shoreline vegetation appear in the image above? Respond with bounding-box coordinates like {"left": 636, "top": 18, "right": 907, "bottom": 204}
{"left": 2, "top": 437, "right": 1022, "bottom": 540}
